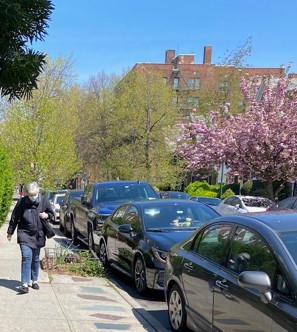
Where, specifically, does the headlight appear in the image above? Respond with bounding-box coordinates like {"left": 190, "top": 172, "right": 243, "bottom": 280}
{"left": 151, "top": 247, "right": 168, "bottom": 264}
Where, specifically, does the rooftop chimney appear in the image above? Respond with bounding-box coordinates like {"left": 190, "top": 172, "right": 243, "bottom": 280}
{"left": 165, "top": 50, "right": 175, "bottom": 64}
{"left": 203, "top": 46, "right": 212, "bottom": 64}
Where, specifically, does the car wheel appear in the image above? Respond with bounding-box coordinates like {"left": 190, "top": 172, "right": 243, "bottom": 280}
{"left": 99, "top": 241, "right": 109, "bottom": 267}
{"left": 59, "top": 220, "right": 64, "bottom": 232}
{"left": 71, "top": 220, "right": 79, "bottom": 245}
{"left": 134, "top": 256, "right": 147, "bottom": 295}
{"left": 168, "top": 284, "right": 188, "bottom": 332}
{"left": 88, "top": 228, "right": 94, "bottom": 252}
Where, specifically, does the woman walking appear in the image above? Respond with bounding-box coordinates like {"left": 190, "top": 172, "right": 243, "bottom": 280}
{"left": 7, "top": 181, "right": 54, "bottom": 294}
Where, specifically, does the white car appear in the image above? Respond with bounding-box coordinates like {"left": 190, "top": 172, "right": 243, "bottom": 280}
{"left": 217, "top": 195, "right": 273, "bottom": 215}
{"left": 50, "top": 193, "right": 66, "bottom": 222}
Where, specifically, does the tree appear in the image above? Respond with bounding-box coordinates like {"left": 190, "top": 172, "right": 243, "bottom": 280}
{"left": 198, "top": 37, "right": 252, "bottom": 116}
{"left": 0, "top": 0, "right": 54, "bottom": 100}
{"left": 0, "top": 147, "right": 14, "bottom": 226}
{"left": 0, "top": 57, "right": 81, "bottom": 190}
{"left": 77, "top": 70, "right": 185, "bottom": 189}
{"left": 177, "top": 73, "right": 297, "bottom": 200}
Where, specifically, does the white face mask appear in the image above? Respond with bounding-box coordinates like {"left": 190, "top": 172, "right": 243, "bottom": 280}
{"left": 28, "top": 194, "right": 39, "bottom": 202}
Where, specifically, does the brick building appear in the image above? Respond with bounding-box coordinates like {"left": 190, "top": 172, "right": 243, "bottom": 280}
{"left": 132, "top": 46, "right": 286, "bottom": 114}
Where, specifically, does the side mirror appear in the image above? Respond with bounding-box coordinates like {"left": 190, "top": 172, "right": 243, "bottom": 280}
{"left": 238, "top": 271, "right": 272, "bottom": 304}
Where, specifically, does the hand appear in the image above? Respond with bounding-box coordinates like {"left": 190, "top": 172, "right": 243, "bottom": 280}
{"left": 39, "top": 212, "right": 48, "bottom": 219}
{"left": 7, "top": 234, "right": 12, "bottom": 241}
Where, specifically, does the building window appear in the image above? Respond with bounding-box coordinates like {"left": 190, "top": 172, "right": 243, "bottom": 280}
{"left": 187, "top": 78, "right": 200, "bottom": 89}
{"left": 187, "top": 97, "right": 199, "bottom": 107}
{"left": 173, "top": 78, "right": 179, "bottom": 89}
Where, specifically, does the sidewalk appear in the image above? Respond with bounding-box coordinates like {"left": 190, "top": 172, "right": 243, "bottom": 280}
{"left": 0, "top": 202, "right": 157, "bottom": 332}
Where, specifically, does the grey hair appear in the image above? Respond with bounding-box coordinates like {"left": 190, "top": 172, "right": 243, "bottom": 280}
{"left": 24, "top": 181, "right": 40, "bottom": 194}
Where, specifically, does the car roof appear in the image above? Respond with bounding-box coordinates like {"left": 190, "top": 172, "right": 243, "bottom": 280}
{"left": 94, "top": 181, "right": 153, "bottom": 187}
{"left": 212, "top": 210, "right": 297, "bottom": 233}
{"left": 119, "top": 198, "right": 218, "bottom": 207}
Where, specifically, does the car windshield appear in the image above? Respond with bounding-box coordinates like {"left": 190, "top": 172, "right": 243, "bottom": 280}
{"left": 242, "top": 197, "right": 273, "bottom": 208}
{"left": 95, "top": 184, "right": 158, "bottom": 203}
{"left": 144, "top": 203, "right": 219, "bottom": 231}
{"left": 279, "top": 231, "right": 297, "bottom": 265}
{"left": 56, "top": 195, "right": 65, "bottom": 205}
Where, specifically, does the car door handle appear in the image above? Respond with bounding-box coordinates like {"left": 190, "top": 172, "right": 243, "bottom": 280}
{"left": 216, "top": 279, "right": 228, "bottom": 290}
{"left": 184, "top": 262, "right": 194, "bottom": 271}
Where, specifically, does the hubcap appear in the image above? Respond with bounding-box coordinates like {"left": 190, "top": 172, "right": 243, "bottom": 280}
{"left": 135, "top": 259, "right": 145, "bottom": 292}
{"left": 169, "top": 290, "right": 182, "bottom": 330}
{"left": 99, "top": 244, "right": 106, "bottom": 264}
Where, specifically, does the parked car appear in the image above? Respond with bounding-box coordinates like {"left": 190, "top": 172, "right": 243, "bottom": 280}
{"left": 164, "top": 211, "right": 297, "bottom": 332}
{"left": 50, "top": 193, "right": 66, "bottom": 223}
{"left": 98, "top": 199, "right": 220, "bottom": 294}
{"left": 217, "top": 195, "right": 273, "bottom": 215}
{"left": 71, "top": 181, "right": 160, "bottom": 250}
{"left": 46, "top": 189, "right": 68, "bottom": 203}
{"left": 189, "top": 196, "right": 221, "bottom": 208}
{"left": 160, "top": 191, "right": 190, "bottom": 200}
{"left": 59, "top": 189, "right": 84, "bottom": 237}
{"left": 267, "top": 196, "right": 297, "bottom": 211}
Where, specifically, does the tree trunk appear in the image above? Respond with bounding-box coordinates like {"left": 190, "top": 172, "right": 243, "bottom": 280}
{"left": 265, "top": 180, "right": 274, "bottom": 201}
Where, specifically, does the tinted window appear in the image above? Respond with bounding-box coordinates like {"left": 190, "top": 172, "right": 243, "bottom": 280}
{"left": 278, "top": 197, "right": 295, "bottom": 209}
{"left": 227, "top": 226, "right": 276, "bottom": 280}
{"left": 111, "top": 206, "right": 128, "bottom": 225}
{"left": 124, "top": 205, "right": 140, "bottom": 232}
{"left": 193, "top": 225, "right": 232, "bottom": 264}
{"left": 95, "top": 184, "right": 158, "bottom": 203}
{"left": 279, "top": 231, "right": 297, "bottom": 265}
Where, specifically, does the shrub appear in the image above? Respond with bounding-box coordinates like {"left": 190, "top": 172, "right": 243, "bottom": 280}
{"left": 222, "top": 183, "right": 240, "bottom": 195}
{"left": 221, "top": 188, "right": 234, "bottom": 199}
{"left": 241, "top": 180, "right": 253, "bottom": 195}
{"left": 186, "top": 181, "right": 218, "bottom": 197}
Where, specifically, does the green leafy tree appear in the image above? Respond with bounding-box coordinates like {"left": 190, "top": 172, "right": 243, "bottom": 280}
{"left": 0, "top": 0, "right": 54, "bottom": 100}
{"left": 0, "top": 147, "right": 14, "bottom": 226}
{"left": 0, "top": 57, "right": 81, "bottom": 190}
{"left": 78, "top": 70, "right": 184, "bottom": 188}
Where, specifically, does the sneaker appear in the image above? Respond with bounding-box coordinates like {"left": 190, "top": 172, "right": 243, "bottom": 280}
{"left": 32, "top": 283, "right": 39, "bottom": 290}
{"left": 18, "top": 285, "right": 29, "bottom": 294}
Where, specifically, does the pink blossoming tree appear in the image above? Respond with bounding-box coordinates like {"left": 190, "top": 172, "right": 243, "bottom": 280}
{"left": 177, "top": 74, "right": 297, "bottom": 200}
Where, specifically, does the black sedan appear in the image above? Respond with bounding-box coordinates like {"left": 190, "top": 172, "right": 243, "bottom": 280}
{"left": 97, "top": 199, "right": 219, "bottom": 294}
{"left": 164, "top": 211, "right": 297, "bottom": 332}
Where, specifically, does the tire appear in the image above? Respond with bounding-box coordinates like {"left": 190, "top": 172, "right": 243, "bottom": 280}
{"left": 99, "top": 241, "right": 109, "bottom": 267}
{"left": 71, "top": 220, "right": 79, "bottom": 245}
{"left": 134, "top": 256, "right": 148, "bottom": 295}
{"left": 88, "top": 228, "right": 94, "bottom": 252}
{"left": 168, "top": 284, "right": 188, "bottom": 332}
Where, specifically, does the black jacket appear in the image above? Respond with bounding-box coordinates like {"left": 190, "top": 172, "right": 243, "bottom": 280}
{"left": 7, "top": 194, "right": 54, "bottom": 249}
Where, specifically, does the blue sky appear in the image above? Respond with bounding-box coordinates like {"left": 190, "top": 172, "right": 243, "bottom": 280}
{"left": 35, "top": 0, "right": 297, "bottom": 83}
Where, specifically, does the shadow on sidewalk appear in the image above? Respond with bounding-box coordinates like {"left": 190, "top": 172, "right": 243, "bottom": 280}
{"left": 0, "top": 278, "right": 21, "bottom": 292}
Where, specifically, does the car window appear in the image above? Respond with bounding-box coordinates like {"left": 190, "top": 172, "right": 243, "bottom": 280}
{"left": 193, "top": 224, "right": 232, "bottom": 264}
{"left": 278, "top": 197, "right": 295, "bottom": 209}
{"left": 124, "top": 205, "right": 140, "bottom": 231}
{"left": 227, "top": 226, "right": 277, "bottom": 280}
{"left": 224, "top": 197, "right": 234, "bottom": 205}
{"left": 111, "top": 206, "right": 128, "bottom": 225}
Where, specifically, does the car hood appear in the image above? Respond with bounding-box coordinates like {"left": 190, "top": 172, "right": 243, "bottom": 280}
{"left": 94, "top": 201, "right": 123, "bottom": 216}
{"left": 146, "top": 231, "right": 194, "bottom": 252}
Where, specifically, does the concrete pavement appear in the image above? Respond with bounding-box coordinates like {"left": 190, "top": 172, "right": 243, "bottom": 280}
{"left": 0, "top": 202, "right": 164, "bottom": 332}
